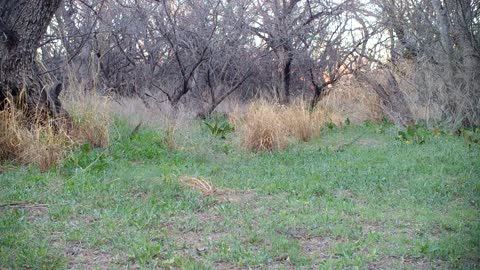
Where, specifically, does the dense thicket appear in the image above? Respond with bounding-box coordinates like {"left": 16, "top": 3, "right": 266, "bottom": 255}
{"left": 2, "top": 0, "right": 479, "bottom": 126}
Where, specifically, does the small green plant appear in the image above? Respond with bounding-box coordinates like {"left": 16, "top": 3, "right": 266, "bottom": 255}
{"left": 397, "top": 124, "right": 428, "bottom": 145}
{"left": 376, "top": 117, "right": 393, "bottom": 134}
{"left": 460, "top": 127, "right": 480, "bottom": 145}
{"left": 63, "top": 143, "right": 109, "bottom": 174}
{"left": 326, "top": 121, "right": 336, "bottom": 130}
{"left": 204, "top": 116, "right": 234, "bottom": 139}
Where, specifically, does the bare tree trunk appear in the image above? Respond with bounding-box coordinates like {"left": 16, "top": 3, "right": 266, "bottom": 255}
{"left": 431, "top": 0, "right": 454, "bottom": 59}
{"left": 310, "top": 85, "right": 328, "bottom": 110}
{"left": 358, "top": 71, "right": 414, "bottom": 126}
{"left": 0, "top": 0, "right": 65, "bottom": 124}
{"left": 278, "top": 47, "right": 293, "bottom": 104}
{"left": 452, "top": 8, "right": 480, "bottom": 81}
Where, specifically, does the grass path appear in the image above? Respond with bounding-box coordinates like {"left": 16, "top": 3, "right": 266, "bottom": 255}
{"left": 1, "top": 121, "right": 479, "bottom": 269}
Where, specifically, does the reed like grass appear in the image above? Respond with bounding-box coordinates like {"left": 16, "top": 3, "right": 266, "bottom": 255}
{"left": 0, "top": 85, "right": 111, "bottom": 171}
{"left": 236, "top": 100, "right": 287, "bottom": 152}
{"left": 0, "top": 99, "right": 73, "bottom": 171}
{"left": 232, "top": 100, "right": 345, "bottom": 152}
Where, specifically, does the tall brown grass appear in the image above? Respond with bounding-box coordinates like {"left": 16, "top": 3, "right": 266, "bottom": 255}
{"left": 64, "top": 66, "right": 111, "bottom": 148}
{"left": 318, "top": 76, "right": 383, "bottom": 124}
{"left": 0, "top": 99, "right": 73, "bottom": 171}
{"left": 0, "top": 85, "right": 111, "bottom": 171}
{"left": 231, "top": 100, "right": 345, "bottom": 152}
{"left": 236, "top": 100, "right": 287, "bottom": 152}
{"left": 64, "top": 92, "right": 111, "bottom": 148}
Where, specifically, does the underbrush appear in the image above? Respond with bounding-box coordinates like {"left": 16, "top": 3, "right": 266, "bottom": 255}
{"left": 0, "top": 101, "right": 73, "bottom": 171}
{"left": 231, "top": 100, "right": 345, "bottom": 152}
{"left": 0, "top": 92, "right": 111, "bottom": 171}
{"left": 65, "top": 92, "right": 111, "bottom": 148}
{"left": 1, "top": 115, "right": 478, "bottom": 269}
{"left": 109, "top": 118, "right": 170, "bottom": 161}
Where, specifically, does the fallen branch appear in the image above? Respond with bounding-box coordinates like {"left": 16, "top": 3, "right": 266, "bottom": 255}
{"left": 0, "top": 202, "right": 48, "bottom": 208}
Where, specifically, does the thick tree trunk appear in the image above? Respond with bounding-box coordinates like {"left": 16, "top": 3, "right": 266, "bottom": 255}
{"left": 278, "top": 46, "right": 293, "bottom": 104}
{"left": 0, "top": 0, "right": 65, "bottom": 125}
{"left": 310, "top": 85, "right": 328, "bottom": 110}
{"left": 431, "top": 0, "right": 454, "bottom": 58}
{"left": 358, "top": 71, "right": 414, "bottom": 127}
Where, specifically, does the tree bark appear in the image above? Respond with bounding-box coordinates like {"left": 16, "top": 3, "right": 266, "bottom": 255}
{"left": 358, "top": 71, "right": 414, "bottom": 127}
{"left": 431, "top": 0, "right": 454, "bottom": 59}
{"left": 310, "top": 84, "right": 329, "bottom": 110}
{"left": 279, "top": 47, "right": 293, "bottom": 104}
{"left": 0, "top": 0, "right": 65, "bottom": 124}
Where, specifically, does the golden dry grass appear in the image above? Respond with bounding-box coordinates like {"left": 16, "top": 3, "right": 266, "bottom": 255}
{"left": 0, "top": 87, "right": 111, "bottom": 171}
{"left": 64, "top": 70, "right": 111, "bottom": 148}
{"left": 178, "top": 176, "right": 215, "bottom": 196}
{"left": 234, "top": 100, "right": 287, "bottom": 152}
{"left": 65, "top": 93, "right": 111, "bottom": 148}
{"left": 318, "top": 76, "right": 382, "bottom": 124}
{"left": 231, "top": 100, "right": 345, "bottom": 152}
{"left": 0, "top": 100, "right": 73, "bottom": 171}
{"left": 178, "top": 176, "right": 237, "bottom": 202}
{"left": 280, "top": 100, "right": 319, "bottom": 142}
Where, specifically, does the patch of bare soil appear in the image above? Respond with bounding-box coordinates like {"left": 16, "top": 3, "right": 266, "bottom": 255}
{"left": 357, "top": 139, "right": 384, "bottom": 147}
{"left": 368, "top": 256, "right": 449, "bottom": 270}
{"left": 65, "top": 245, "right": 117, "bottom": 270}
{"left": 212, "top": 261, "right": 245, "bottom": 270}
{"left": 300, "top": 236, "right": 334, "bottom": 267}
{"left": 47, "top": 223, "right": 118, "bottom": 269}
{"left": 165, "top": 189, "right": 258, "bottom": 267}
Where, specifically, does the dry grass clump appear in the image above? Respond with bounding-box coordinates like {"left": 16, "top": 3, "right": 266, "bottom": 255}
{"left": 280, "top": 100, "right": 319, "bottom": 142}
{"left": 319, "top": 77, "right": 382, "bottom": 124}
{"left": 178, "top": 176, "right": 236, "bottom": 202}
{"left": 236, "top": 100, "right": 287, "bottom": 152}
{"left": 0, "top": 87, "right": 112, "bottom": 171}
{"left": 0, "top": 101, "right": 73, "bottom": 171}
{"left": 64, "top": 70, "right": 112, "bottom": 148}
{"left": 311, "top": 104, "right": 346, "bottom": 127}
{"left": 163, "top": 119, "right": 177, "bottom": 151}
{"left": 178, "top": 176, "right": 215, "bottom": 196}
{"left": 65, "top": 92, "right": 111, "bottom": 148}
{"left": 231, "top": 100, "right": 346, "bottom": 152}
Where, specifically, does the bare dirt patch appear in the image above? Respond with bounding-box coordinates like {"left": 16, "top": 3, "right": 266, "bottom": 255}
{"left": 368, "top": 255, "right": 449, "bottom": 270}
{"left": 165, "top": 188, "right": 260, "bottom": 267}
{"left": 65, "top": 245, "right": 117, "bottom": 270}
{"left": 300, "top": 236, "right": 334, "bottom": 267}
{"left": 357, "top": 139, "right": 384, "bottom": 147}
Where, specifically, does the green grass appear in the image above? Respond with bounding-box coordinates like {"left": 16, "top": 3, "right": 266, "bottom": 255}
{"left": 1, "top": 119, "right": 479, "bottom": 269}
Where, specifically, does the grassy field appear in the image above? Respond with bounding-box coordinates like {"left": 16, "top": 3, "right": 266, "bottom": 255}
{"left": 1, "top": 118, "right": 479, "bottom": 269}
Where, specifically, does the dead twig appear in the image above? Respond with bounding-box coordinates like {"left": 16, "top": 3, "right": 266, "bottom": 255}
{"left": 0, "top": 202, "right": 48, "bottom": 208}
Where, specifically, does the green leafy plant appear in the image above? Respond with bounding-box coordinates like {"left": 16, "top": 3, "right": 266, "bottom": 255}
{"left": 204, "top": 116, "right": 234, "bottom": 139}
{"left": 460, "top": 127, "right": 480, "bottom": 145}
{"left": 397, "top": 124, "right": 428, "bottom": 145}
{"left": 376, "top": 117, "right": 393, "bottom": 134}
{"left": 63, "top": 143, "right": 109, "bottom": 174}
{"left": 326, "top": 121, "right": 336, "bottom": 130}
